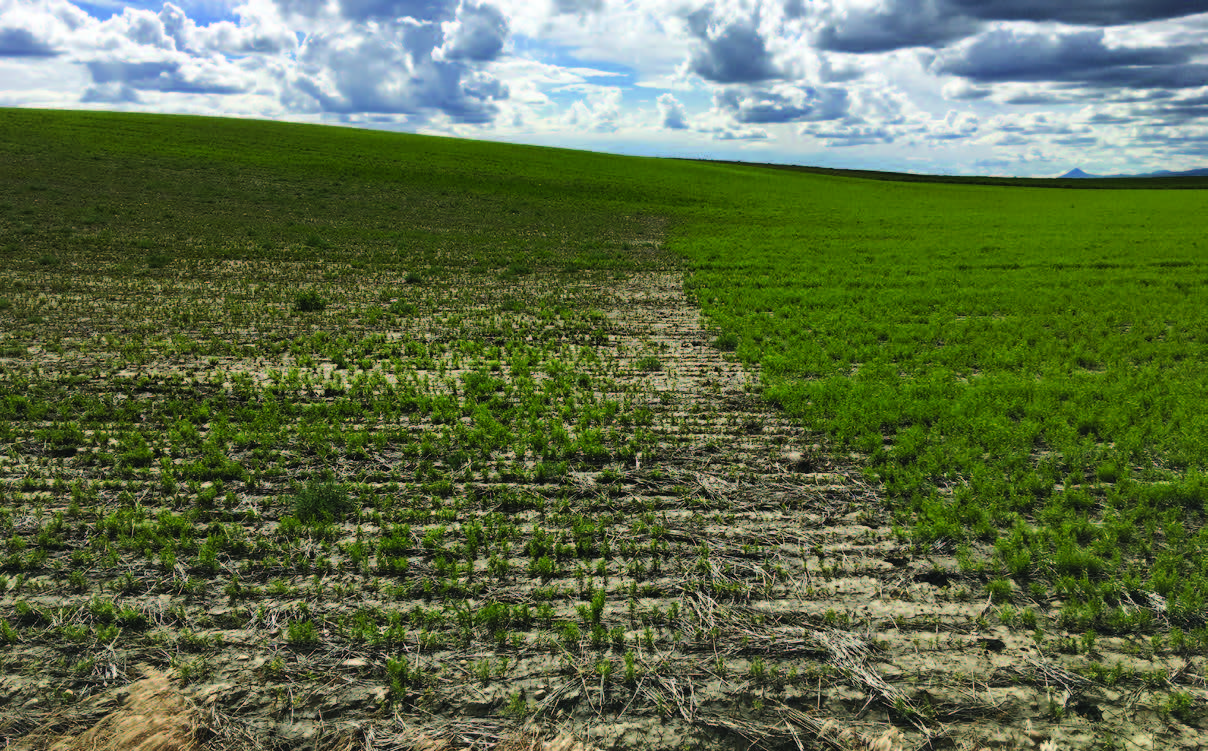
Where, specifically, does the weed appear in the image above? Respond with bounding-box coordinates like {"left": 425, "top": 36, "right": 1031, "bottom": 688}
{"left": 286, "top": 619, "right": 320, "bottom": 647}
{"left": 293, "top": 479, "right": 354, "bottom": 523}
{"left": 294, "top": 289, "right": 327, "bottom": 312}
{"left": 986, "top": 579, "right": 1013, "bottom": 604}
{"left": 634, "top": 356, "right": 662, "bottom": 372}
{"left": 713, "top": 332, "right": 739, "bottom": 352}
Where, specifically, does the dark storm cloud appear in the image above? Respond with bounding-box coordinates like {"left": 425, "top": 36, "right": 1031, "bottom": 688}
{"left": 1074, "top": 63, "right": 1208, "bottom": 90}
{"left": 813, "top": 0, "right": 977, "bottom": 53}
{"left": 1148, "top": 92, "right": 1208, "bottom": 121}
{"left": 948, "top": 0, "right": 1208, "bottom": 26}
{"left": 934, "top": 29, "right": 1188, "bottom": 82}
{"left": 813, "top": 0, "right": 1208, "bottom": 54}
{"left": 0, "top": 27, "right": 60, "bottom": 57}
{"left": 715, "top": 85, "right": 848, "bottom": 123}
{"left": 685, "top": 8, "right": 780, "bottom": 83}
{"left": 933, "top": 29, "right": 1203, "bottom": 91}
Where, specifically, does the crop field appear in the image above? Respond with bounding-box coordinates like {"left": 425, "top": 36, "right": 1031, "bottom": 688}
{"left": 1, "top": 109, "right": 1207, "bottom": 751}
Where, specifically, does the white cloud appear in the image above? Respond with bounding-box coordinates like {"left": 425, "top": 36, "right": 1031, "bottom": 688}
{"left": 657, "top": 91, "right": 687, "bottom": 129}
{"left": 1, "top": 0, "right": 1206, "bottom": 174}
{"left": 438, "top": 1, "right": 508, "bottom": 61}
{"left": 942, "top": 78, "right": 989, "bottom": 101}
{"left": 563, "top": 84, "right": 622, "bottom": 132}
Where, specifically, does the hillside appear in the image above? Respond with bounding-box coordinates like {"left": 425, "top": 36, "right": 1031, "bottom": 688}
{"left": 2, "top": 109, "right": 1208, "bottom": 751}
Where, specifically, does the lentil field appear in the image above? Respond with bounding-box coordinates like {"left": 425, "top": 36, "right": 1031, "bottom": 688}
{"left": 2, "top": 109, "right": 1208, "bottom": 751}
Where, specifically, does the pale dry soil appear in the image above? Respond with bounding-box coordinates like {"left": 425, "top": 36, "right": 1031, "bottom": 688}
{"left": 1, "top": 264, "right": 1204, "bottom": 751}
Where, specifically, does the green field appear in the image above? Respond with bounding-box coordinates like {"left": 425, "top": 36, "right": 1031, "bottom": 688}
{"left": 2, "top": 109, "right": 1207, "bottom": 750}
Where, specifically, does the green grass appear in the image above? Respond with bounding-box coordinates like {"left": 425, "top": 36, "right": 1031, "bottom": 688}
{"left": 0, "top": 108, "right": 677, "bottom": 278}
{"left": 677, "top": 170, "right": 1208, "bottom": 628}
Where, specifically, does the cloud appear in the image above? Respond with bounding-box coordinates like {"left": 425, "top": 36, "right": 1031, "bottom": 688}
{"left": 266, "top": 0, "right": 511, "bottom": 123}
{"left": 564, "top": 86, "right": 622, "bottom": 131}
{"left": 933, "top": 28, "right": 1203, "bottom": 92}
{"left": 812, "top": 0, "right": 977, "bottom": 53}
{"left": 0, "top": 27, "right": 60, "bottom": 57}
{"left": 782, "top": 0, "right": 806, "bottom": 19}
{"left": 1052, "top": 134, "right": 1099, "bottom": 146}
{"left": 715, "top": 83, "right": 848, "bottom": 123}
{"left": 337, "top": 0, "right": 456, "bottom": 23}
{"left": 947, "top": 0, "right": 1208, "bottom": 26}
{"left": 81, "top": 81, "right": 142, "bottom": 102}
{"left": 552, "top": 0, "right": 603, "bottom": 15}
{"left": 711, "top": 125, "right": 769, "bottom": 140}
{"left": 1, "top": 0, "right": 1205, "bottom": 176}
{"left": 156, "top": 3, "right": 297, "bottom": 55}
{"left": 1153, "top": 91, "right": 1208, "bottom": 121}
{"left": 927, "top": 109, "right": 978, "bottom": 139}
{"left": 999, "top": 89, "right": 1077, "bottom": 106}
{"left": 811, "top": 0, "right": 1208, "bottom": 54}
{"left": 438, "top": 1, "right": 508, "bottom": 61}
{"left": 984, "top": 131, "right": 1029, "bottom": 146}
{"left": 941, "top": 78, "right": 989, "bottom": 100}
{"left": 684, "top": 6, "right": 780, "bottom": 84}
{"left": 1130, "top": 125, "right": 1208, "bottom": 157}
{"left": 1082, "top": 110, "right": 1136, "bottom": 125}
{"left": 293, "top": 21, "right": 507, "bottom": 121}
{"left": 991, "top": 112, "right": 1078, "bottom": 135}
{"left": 802, "top": 121, "right": 895, "bottom": 146}
{"left": 658, "top": 92, "right": 688, "bottom": 129}
{"left": 83, "top": 59, "right": 249, "bottom": 95}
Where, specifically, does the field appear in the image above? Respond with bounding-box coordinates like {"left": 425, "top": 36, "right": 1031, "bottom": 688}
{"left": 1, "top": 109, "right": 1207, "bottom": 751}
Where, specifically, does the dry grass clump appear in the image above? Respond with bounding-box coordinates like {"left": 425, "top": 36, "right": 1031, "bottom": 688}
{"left": 16, "top": 670, "right": 197, "bottom": 751}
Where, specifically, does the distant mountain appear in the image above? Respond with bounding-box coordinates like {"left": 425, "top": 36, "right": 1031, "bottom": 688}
{"left": 1060, "top": 166, "right": 1208, "bottom": 179}
{"left": 1135, "top": 168, "right": 1208, "bottom": 178}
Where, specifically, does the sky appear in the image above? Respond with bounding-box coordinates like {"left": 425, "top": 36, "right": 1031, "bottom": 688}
{"left": 2, "top": 0, "right": 1207, "bottom": 176}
